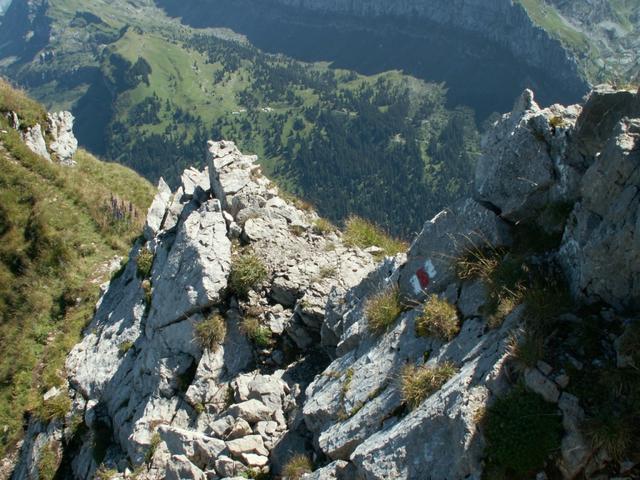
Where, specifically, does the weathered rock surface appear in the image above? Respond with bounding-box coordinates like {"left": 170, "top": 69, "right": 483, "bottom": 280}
{"left": 21, "top": 123, "right": 50, "bottom": 161}
{"left": 50, "top": 141, "right": 376, "bottom": 479}
{"left": 475, "top": 89, "right": 582, "bottom": 222}
{"left": 47, "top": 111, "right": 78, "bottom": 165}
{"left": 560, "top": 117, "right": 640, "bottom": 310}
{"left": 397, "top": 198, "right": 511, "bottom": 302}
{"left": 12, "top": 85, "right": 640, "bottom": 480}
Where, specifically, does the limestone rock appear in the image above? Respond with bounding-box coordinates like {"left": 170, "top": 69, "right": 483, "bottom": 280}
{"left": 475, "top": 89, "right": 582, "bottom": 222}
{"left": 21, "top": 123, "right": 51, "bottom": 161}
{"left": 458, "top": 280, "right": 488, "bottom": 318}
{"left": 524, "top": 367, "right": 560, "bottom": 403}
{"left": 165, "top": 455, "right": 207, "bottom": 480}
{"left": 302, "top": 460, "right": 354, "bottom": 480}
{"left": 144, "top": 178, "right": 172, "bottom": 240}
{"left": 227, "top": 400, "right": 272, "bottom": 424}
{"left": 398, "top": 198, "right": 512, "bottom": 302}
{"left": 226, "top": 434, "right": 269, "bottom": 458}
{"left": 573, "top": 85, "right": 640, "bottom": 158}
{"left": 147, "top": 199, "right": 231, "bottom": 330}
{"left": 47, "top": 111, "right": 78, "bottom": 165}
{"left": 158, "top": 426, "right": 226, "bottom": 469}
{"left": 560, "top": 118, "right": 640, "bottom": 310}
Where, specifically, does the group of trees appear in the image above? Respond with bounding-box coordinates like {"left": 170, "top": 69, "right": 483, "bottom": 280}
{"left": 100, "top": 31, "right": 480, "bottom": 237}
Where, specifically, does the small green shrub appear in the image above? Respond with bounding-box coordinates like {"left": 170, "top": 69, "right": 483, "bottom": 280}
{"left": 118, "top": 341, "right": 134, "bottom": 357}
{"left": 507, "top": 329, "right": 544, "bottom": 369}
{"left": 584, "top": 410, "right": 634, "bottom": 461}
{"left": 141, "top": 279, "right": 152, "bottom": 306}
{"left": 195, "top": 314, "right": 227, "bottom": 351}
{"left": 95, "top": 466, "right": 118, "bottom": 480}
{"left": 365, "top": 286, "right": 404, "bottom": 335}
{"left": 483, "top": 386, "right": 562, "bottom": 476}
{"left": 312, "top": 217, "right": 335, "bottom": 235}
{"left": 282, "top": 453, "right": 313, "bottom": 479}
{"left": 401, "top": 361, "right": 457, "bottom": 410}
{"left": 456, "top": 245, "right": 528, "bottom": 329}
{"left": 241, "top": 317, "right": 272, "bottom": 348}
{"left": 549, "top": 115, "right": 566, "bottom": 129}
{"left": 136, "top": 248, "right": 154, "bottom": 279}
{"left": 36, "top": 394, "right": 72, "bottom": 423}
{"left": 37, "top": 440, "right": 60, "bottom": 479}
{"left": 344, "top": 216, "right": 407, "bottom": 259}
{"left": 416, "top": 296, "right": 460, "bottom": 341}
{"left": 229, "top": 252, "right": 268, "bottom": 297}
{"left": 144, "top": 432, "right": 161, "bottom": 465}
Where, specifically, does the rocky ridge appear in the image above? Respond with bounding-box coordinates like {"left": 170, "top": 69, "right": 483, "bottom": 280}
{"left": 9, "top": 85, "right": 640, "bottom": 479}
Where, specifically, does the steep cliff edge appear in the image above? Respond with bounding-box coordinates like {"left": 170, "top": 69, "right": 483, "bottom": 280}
{"left": 9, "top": 85, "right": 640, "bottom": 479}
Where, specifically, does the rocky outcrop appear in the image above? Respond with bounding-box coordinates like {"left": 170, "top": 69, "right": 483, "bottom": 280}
{"left": 11, "top": 108, "right": 79, "bottom": 165}
{"left": 10, "top": 85, "right": 640, "bottom": 480}
{"left": 20, "top": 122, "right": 50, "bottom": 161}
{"left": 475, "top": 89, "right": 583, "bottom": 222}
{"left": 42, "top": 140, "right": 377, "bottom": 479}
{"left": 560, "top": 117, "right": 640, "bottom": 310}
{"left": 47, "top": 111, "right": 78, "bottom": 165}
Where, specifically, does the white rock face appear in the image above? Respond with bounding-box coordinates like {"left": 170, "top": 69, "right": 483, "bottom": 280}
{"left": 21, "top": 123, "right": 51, "bottom": 161}
{"left": 47, "top": 111, "right": 78, "bottom": 165}
{"left": 58, "top": 141, "right": 376, "bottom": 479}
{"left": 475, "top": 89, "right": 583, "bottom": 223}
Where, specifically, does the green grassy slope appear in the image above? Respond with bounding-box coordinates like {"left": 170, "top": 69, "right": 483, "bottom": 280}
{"left": 0, "top": 79, "right": 155, "bottom": 458}
{"left": 2, "top": 0, "right": 480, "bottom": 237}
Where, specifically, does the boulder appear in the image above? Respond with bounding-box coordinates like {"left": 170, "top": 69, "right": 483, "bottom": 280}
{"left": 47, "top": 111, "right": 78, "bottom": 165}
{"left": 302, "top": 460, "right": 355, "bottom": 480}
{"left": 147, "top": 199, "right": 231, "bottom": 330}
{"left": 144, "top": 178, "right": 172, "bottom": 240}
{"left": 560, "top": 118, "right": 640, "bottom": 310}
{"left": 226, "top": 434, "right": 269, "bottom": 458}
{"left": 21, "top": 123, "right": 51, "bottom": 161}
{"left": 474, "top": 89, "right": 582, "bottom": 222}
{"left": 398, "top": 198, "right": 511, "bottom": 302}
{"left": 573, "top": 85, "right": 640, "bottom": 158}
{"left": 165, "top": 455, "right": 206, "bottom": 480}
{"left": 227, "top": 400, "right": 273, "bottom": 424}
{"left": 158, "top": 426, "right": 226, "bottom": 469}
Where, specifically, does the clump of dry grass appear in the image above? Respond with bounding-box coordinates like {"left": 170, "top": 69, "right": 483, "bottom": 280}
{"left": 282, "top": 453, "right": 313, "bottom": 479}
{"left": 195, "top": 314, "right": 227, "bottom": 351}
{"left": 416, "top": 295, "right": 460, "bottom": 341}
{"left": 401, "top": 361, "right": 457, "bottom": 410}
{"left": 344, "top": 216, "right": 407, "bottom": 259}
{"left": 365, "top": 286, "right": 405, "bottom": 335}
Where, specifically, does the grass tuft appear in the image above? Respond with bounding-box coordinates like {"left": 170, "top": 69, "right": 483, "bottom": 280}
{"left": 195, "top": 314, "right": 227, "bottom": 352}
{"left": 36, "top": 394, "right": 72, "bottom": 423}
{"left": 584, "top": 410, "right": 634, "bottom": 461}
{"left": 416, "top": 296, "right": 460, "bottom": 341}
{"left": 344, "top": 216, "right": 407, "bottom": 259}
{"left": 241, "top": 317, "right": 272, "bottom": 348}
{"left": 144, "top": 432, "right": 161, "bottom": 465}
{"left": 312, "top": 217, "right": 335, "bottom": 235}
{"left": 365, "top": 286, "right": 405, "bottom": 335}
{"left": 136, "top": 248, "right": 154, "bottom": 279}
{"left": 229, "top": 252, "right": 268, "bottom": 297}
{"left": 401, "top": 361, "right": 457, "bottom": 410}
{"left": 507, "top": 329, "right": 544, "bottom": 369}
{"left": 282, "top": 453, "right": 313, "bottom": 479}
